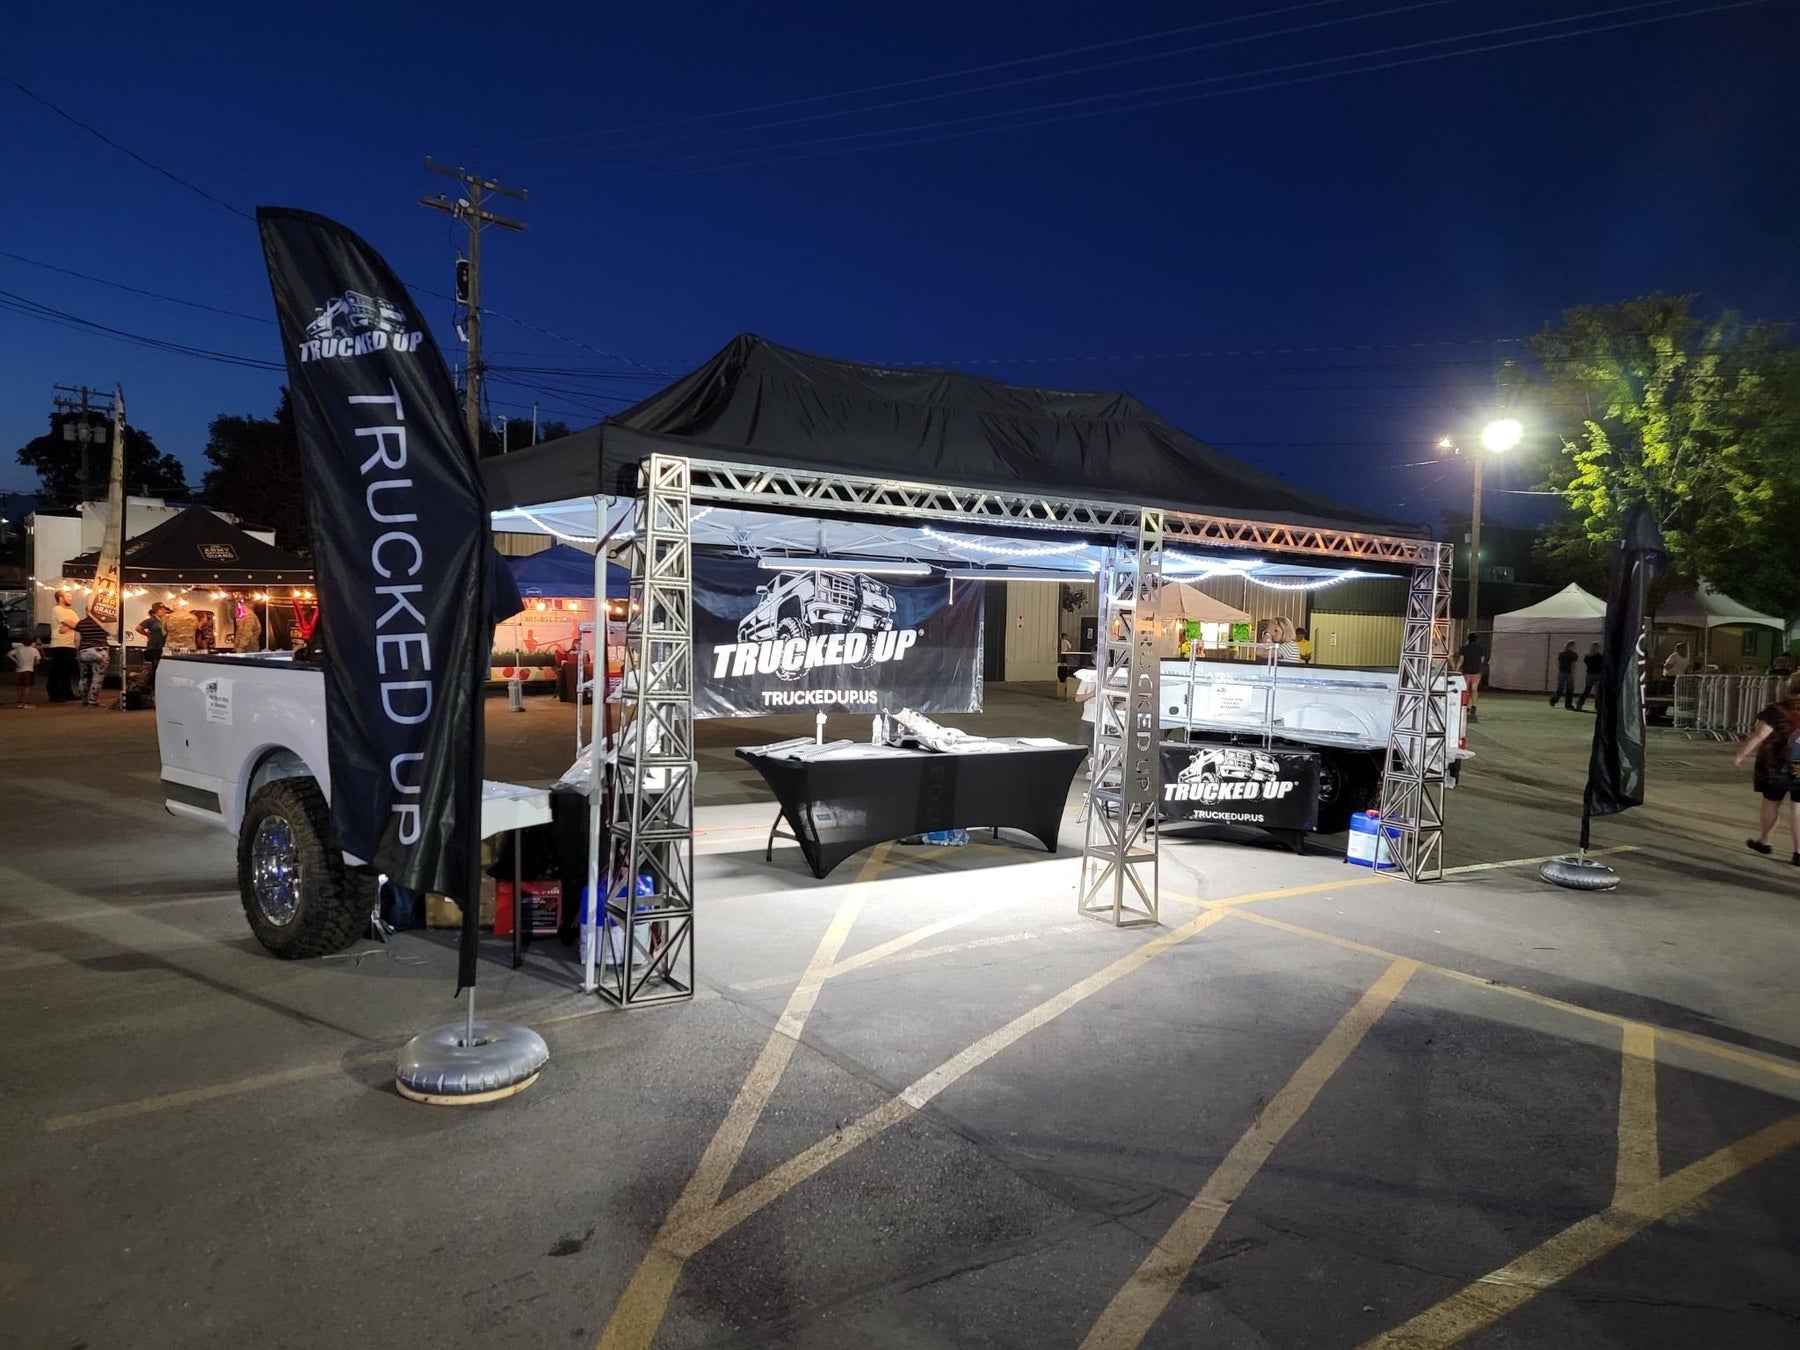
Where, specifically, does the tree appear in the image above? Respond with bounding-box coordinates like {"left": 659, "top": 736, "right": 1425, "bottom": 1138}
{"left": 16, "top": 413, "right": 190, "bottom": 508}
{"left": 201, "top": 389, "right": 310, "bottom": 552}
{"left": 1525, "top": 294, "right": 1800, "bottom": 618}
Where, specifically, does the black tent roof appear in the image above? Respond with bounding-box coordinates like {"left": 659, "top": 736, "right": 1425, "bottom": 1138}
{"left": 482, "top": 334, "right": 1417, "bottom": 537}
{"left": 60, "top": 506, "right": 312, "bottom": 585}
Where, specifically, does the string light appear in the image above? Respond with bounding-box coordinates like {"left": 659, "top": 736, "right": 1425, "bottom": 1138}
{"left": 1249, "top": 570, "right": 1372, "bottom": 592}
{"left": 503, "top": 507, "right": 601, "bottom": 544}
{"left": 919, "top": 526, "right": 1086, "bottom": 559}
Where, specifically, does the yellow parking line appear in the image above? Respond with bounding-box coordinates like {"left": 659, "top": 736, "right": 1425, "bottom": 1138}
{"left": 1442, "top": 846, "right": 1636, "bottom": 876}
{"left": 1221, "top": 907, "right": 1800, "bottom": 1086}
{"left": 40, "top": 996, "right": 619, "bottom": 1133}
{"left": 0, "top": 891, "right": 238, "bottom": 932}
{"left": 1080, "top": 959, "right": 1418, "bottom": 1350}
{"left": 729, "top": 921, "right": 1091, "bottom": 993}
{"left": 596, "top": 843, "right": 890, "bottom": 1350}
{"left": 1361, "top": 1113, "right": 1800, "bottom": 1349}
{"left": 43, "top": 1052, "right": 390, "bottom": 1132}
{"left": 1614, "top": 1024, "right": 1659, "bottom": 1200}
{"left": 674, "top": 908, "right": 1236, "bottom": 1258}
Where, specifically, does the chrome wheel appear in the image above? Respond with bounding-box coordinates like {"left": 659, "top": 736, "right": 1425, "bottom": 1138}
{"left": 250, "top": 814, "right": 302, "bottom": 926}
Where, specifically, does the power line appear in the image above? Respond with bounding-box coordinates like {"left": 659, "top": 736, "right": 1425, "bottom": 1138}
{"left": 0, "top": 248, "right": 272, "bottom": 324}
{"left": 465, "top": 0, "right": 1365, "bottom": 155}
{"left": 580, "top": 0, "right": 1764, "bottom": 183}
{"left": 3, "top": 75, "right": 255, "bottom": 221}
{"left": 508, "top": 0, "right": 1458, "bottom": 167}
{"left": 0, "top": 287, "right": 284, "bottom": 371}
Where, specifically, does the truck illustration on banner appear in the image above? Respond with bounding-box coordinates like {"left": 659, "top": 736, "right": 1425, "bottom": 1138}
{"left": 734, "top": 570, "right": 898, "bottom": 681}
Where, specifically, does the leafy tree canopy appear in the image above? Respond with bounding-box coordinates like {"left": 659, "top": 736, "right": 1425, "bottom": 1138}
{"left": 1525, "top": 293, "right": 1800, "bottom": 618}
{"left": 16, "top": 413, "right": 190, "bottom": 508}
{"left": 201, "top": 388, "right": 309, "bottom": 552}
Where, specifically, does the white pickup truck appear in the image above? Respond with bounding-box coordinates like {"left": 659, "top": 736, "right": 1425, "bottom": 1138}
{"left": 1154, "top": 657, "right": 1469, "bottom": 832}
{"left": 155, "top": 651, "right": 376, "bottom": 958}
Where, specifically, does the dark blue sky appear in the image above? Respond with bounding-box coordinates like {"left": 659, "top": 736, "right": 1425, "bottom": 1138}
{"left": 3, "top": 0, "right": 1794, "bottom": 528}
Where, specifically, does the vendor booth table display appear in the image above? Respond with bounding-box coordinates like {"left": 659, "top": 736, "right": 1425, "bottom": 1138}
{"left": 740, "top": 726, "right": 1087, "bottom": 879}
{"left": 482, "top": 333, "right": 1456, "bottom": 1004}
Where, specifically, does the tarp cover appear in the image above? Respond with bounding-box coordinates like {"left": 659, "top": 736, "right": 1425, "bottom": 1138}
{"left": 507, "top": 544, "right": 629, "bottom": 599}
{"left": 481, "top": 335, "right": 1417, "bottom": 536}
{"left": 60, "top": 506, "right": 311, "bottom": 586}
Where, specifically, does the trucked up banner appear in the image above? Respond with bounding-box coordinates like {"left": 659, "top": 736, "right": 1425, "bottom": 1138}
{"left": 692, "top": 554, "right": 981, "bottom": 718}
{"left": 258, "top": 207, "right": 489, "bottom": 990}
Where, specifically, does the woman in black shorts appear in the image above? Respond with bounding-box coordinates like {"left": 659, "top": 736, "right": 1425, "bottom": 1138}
{"left": 1734, "top": 672, "right": 1800, "bottom": 863}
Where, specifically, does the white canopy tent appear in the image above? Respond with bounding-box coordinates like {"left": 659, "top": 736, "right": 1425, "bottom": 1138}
{"left": 1489, "top": 583, "right": 1607, "bottom": 692}
{"left": 1656, "top": 583, "right": 1784, "bottom": 671}
{"left": 490, "top": 496, "right": 1400, "bottom": 591}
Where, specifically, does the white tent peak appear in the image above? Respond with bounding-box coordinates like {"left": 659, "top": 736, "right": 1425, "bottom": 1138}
{"left": 1658, "top": 580, "right": 1783, "bottom": 631}
{"left": 1494, "top": 583, "right": 1607, "bottom": 628}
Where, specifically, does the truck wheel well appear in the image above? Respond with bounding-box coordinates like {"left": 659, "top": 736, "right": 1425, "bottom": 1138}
{"left": 247, "top": 748, "right": 314, "bottom": 803}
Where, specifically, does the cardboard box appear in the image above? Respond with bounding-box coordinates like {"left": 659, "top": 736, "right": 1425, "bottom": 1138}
{"left": 425, "top": 893, "right": 463, "bottom": 929}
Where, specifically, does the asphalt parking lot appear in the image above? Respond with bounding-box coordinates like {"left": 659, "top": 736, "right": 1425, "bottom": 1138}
{"left": 1, "top": 685, "right": 1796, "bottom": 1349}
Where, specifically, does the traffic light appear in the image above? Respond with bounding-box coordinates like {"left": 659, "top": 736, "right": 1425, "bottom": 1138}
{"left": 454, "top": 257, "right": 471, "bottom": 305}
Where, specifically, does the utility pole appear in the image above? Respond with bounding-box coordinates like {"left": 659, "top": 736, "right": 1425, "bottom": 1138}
{"left": 418, "top": 159, "right": 527, "bottom": 454}
{"left": 51, "top": 384, "right": 114, "bottom": 506}
{"left": 1468, "top": 453, "right": 1485, "bottom": 638}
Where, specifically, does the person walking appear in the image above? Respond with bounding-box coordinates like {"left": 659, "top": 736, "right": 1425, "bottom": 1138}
{"left": 46, "top": 589, "right": 80, "bottom": 703}
{"left": 75, "top": 610, "right": 111, "bottom": 706}
{"left": 136, "top": 602, "right": 170, "bottom": 691}
{"left": 9, "top": 635, "right": 40, "bottom": 708}
{"left": 1574, "top": 642, "right": 1604, "bottom": 711}
{"left": 1551, "top": 641, "right": 1579, "bottom": 709}
{"left": 1460, "top": 634, "right": 1485, "bottom": 722}
{"left": 1734, "top": 672, "right": 1800, "bottom": 864}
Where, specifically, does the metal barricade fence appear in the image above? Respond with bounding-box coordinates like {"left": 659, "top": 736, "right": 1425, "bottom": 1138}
{"left": 1674, "top": 674, "right": 1781, "bottom": 740}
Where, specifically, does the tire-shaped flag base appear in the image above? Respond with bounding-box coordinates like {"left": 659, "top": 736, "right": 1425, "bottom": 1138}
{"left": 1537, "top": 856, "right": 1620, "bottom": 891}
{"left": 394, "top": 1020, "right": 548, "bottom": 1106}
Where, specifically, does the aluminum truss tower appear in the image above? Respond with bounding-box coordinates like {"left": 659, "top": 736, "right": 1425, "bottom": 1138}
{"left": 1078, "top": 513, "right": 1165, "bottom": 926}
{"left": 584, "top": 456, "right": 1450, "bottom": 1008}
{"left": 1379, "top": 544, "right": 1454, "bottom": 881}
{"left": 600, "top": 455, "right": 696, "bottom": 1007}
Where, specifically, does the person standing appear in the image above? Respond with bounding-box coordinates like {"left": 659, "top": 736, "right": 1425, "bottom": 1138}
{"left": 1734, "top": 673, "right": 1800, "bottom": 864}
{"left": 1551, "top": 641, "right": 1579, "bottom": 709}
{"left": 1295, "top": 626, "right": 1314, "bottom": 664}
{"left": 75, "top": 609, "right": 110, "bottom": 707}
{"left": 1574, "top": 642, "right": 1604, "bottom": 711}
{"left": 161, "top": 603, "right": 199, "bottom": 654}
{"left": 234, "top": 601, "right": 262, "bottom": 653}
{"left": 9, "top": 635, "right": 40, "bottom": 708}
{"left": 1459, "top": 634, "right": 1485, "bottom": 722}
{"left": 136, "top": 602, "right": 170, "bottom": 691}
{"left": 1663, "top": 641, "right": 1692, "bottom": 677}
{"left": 1057, "top": 632, "right": 1075, "bottom": 698}
{"left": 47, "top": 589, "right": 80, "bottom": 703}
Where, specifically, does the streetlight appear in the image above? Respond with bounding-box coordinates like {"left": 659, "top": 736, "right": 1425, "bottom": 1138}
{"left": 1439, "top": 418, "right": 1522, "bottom": 639}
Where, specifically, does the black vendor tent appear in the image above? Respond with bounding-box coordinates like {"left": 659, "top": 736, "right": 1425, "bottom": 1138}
{"left": 482, "top": 335, "right": 1417, "bottom": 535}
{"left": 60, "top": 506, "right": 312, "bottom": 586}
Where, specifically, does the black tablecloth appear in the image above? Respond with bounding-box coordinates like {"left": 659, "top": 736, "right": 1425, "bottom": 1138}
{"left": 738, "top": 739, "right": 1089, "bottom": 879}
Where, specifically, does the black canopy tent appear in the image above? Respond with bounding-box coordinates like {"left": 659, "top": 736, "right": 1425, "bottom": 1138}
{"left": 60, "top": 506, "right": 311, "bottom": 586}
{"left": 481, "top": 336, "right": 1451, "bottom": 1009}
{"left": 482, "top": 334, "right": 1420, "bottom": 538}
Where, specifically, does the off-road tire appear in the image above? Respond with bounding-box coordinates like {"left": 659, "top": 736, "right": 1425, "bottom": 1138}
{"left": 774, "top": 615, "right": 808, "bottom": 681}
{"left": 237, "top": 778, "right": 373, "bottom": 958}
{"left": 851, "top": 626, "right": 884, "bottom": 671}
{"left": 1315, "top": 754, "right": 1372, "bottom": 835}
